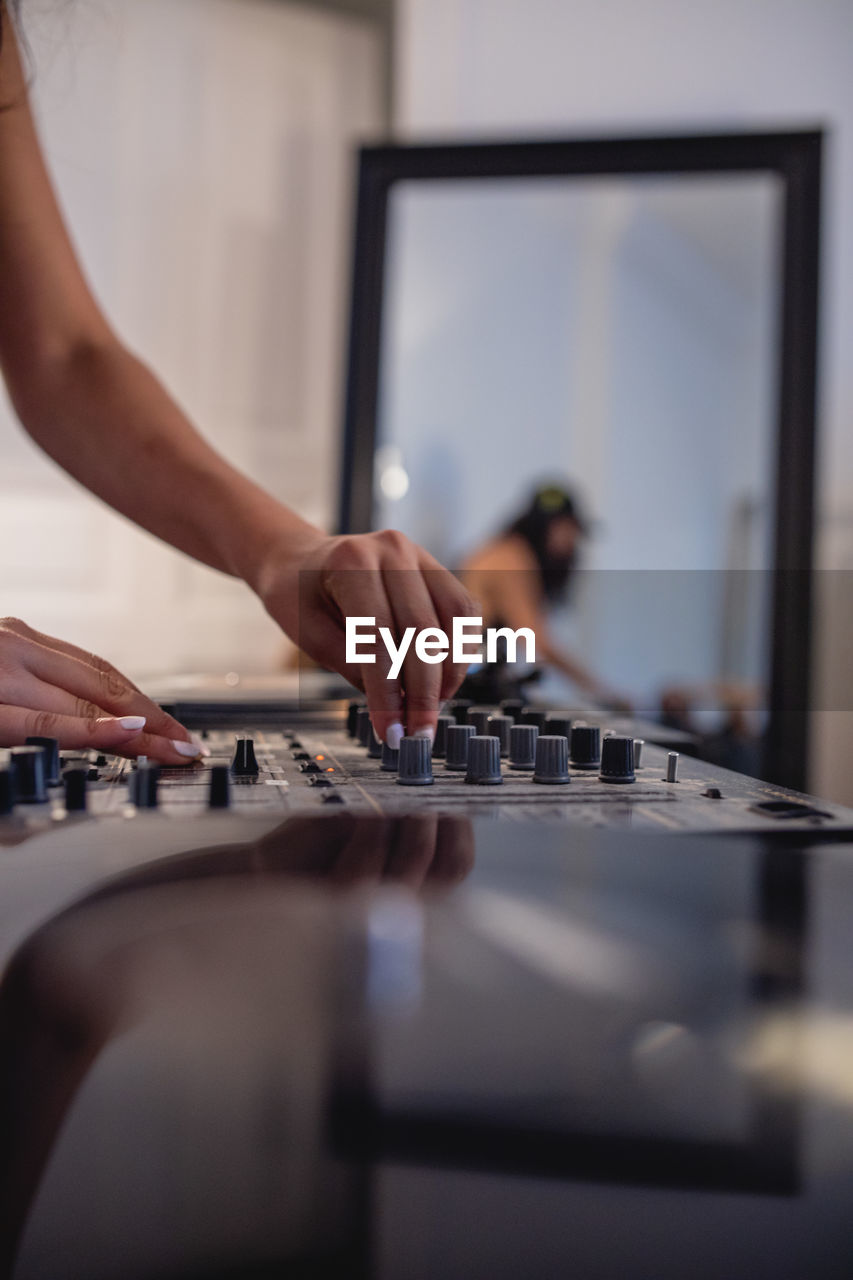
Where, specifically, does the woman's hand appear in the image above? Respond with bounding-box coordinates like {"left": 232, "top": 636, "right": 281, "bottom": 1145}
{"left": 0, "top": 618, "right": 206, "bottom": 763}
{"left": 256, "top": 527, "right": 478, "bottom": 747}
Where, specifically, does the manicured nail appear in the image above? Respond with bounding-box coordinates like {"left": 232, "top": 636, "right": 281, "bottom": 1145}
{"left": 413, "top": 726, "right": 435, "bottom": 742}
{"left": 385, "top": 722, "right": 405, "bottom": 750}
{"left": 172, "top": 738, "right": 202, "bottom": 758}
{"left": 117, "top": 716, "right": 146, "bottom": 731}
{"left": 189, "top": 733, "right": 210, "bottom": 757}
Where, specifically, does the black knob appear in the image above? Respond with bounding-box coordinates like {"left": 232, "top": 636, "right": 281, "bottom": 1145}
{"left": 466, "top": 707, "right": 493, "bottom": 736}
{"left": 231, "top": 737, "right": 259, "bottom": 777}
{"left": 432, "top": 715, "right": 454, "bottom": 758}
{"left": 544, "top": 716, "right": 571, "bottom": 741}
{"left": 25, "top": 737, "right": 61, "bottom": 786}
{"left": 63, "top": 767, "right": 88, "bottom": 813}
{"left": 570, "top": 725, "right": 600, "bottom": 770}
{"left": 499, "top": 698, "right": 524, "bottom": 720}
{"left": 10, "top": 746, "right": 48, "bottom": 804}
{"left": 599, "top": 736, "right": 635, "bottom": 784}
{"left": 486, "top": 714, "right": 513, "bottom": 757}
{"left": 208, "top": 765, "right": 231, "bottom": 809}
{"left": 356, "top": 707, "right": 372, "bottom": 747}
{"left": 0, "top": 764, "right": 15, "bottom": 816}
{"left": 534, "top": 735, "right": 571, "bottom": 785}
{"left": 520, "top": 707, "right": 548, "bottom": 731}
{"left": 130, "top": 762, "right": 160, "bottom": 808}
{"left": 381, "top": 741, "right": 399, "bottom": 772}
{"left": 447, "top": 699, "right": 473, "bottom": 725}
{"left": 367, "top": 727, "right": 383, "bottom": 759}
{"left": 465, "top": 735, "right": 503, "bottom": 785}
{"left": 346, "top": 701, "right": 363, "bottom": 738}
{"left": 445, "top": 723, "right": 475, "bottom": 771}
{"left": 396, "top": 737, "right": 433, "bottom": 786}
{"left": 509, "top": 724, "right": 538, "bottom": 770}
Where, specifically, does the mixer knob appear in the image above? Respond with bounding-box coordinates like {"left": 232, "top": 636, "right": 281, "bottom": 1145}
{"left": 231, "top": 737, "right": 259, "bottom": 777}
{"left": 63, "top": 767, "right": 88, "bottom": 813}
{"left": 447, "top": 699, "right": 473, "bottom": 725}
{"left": 466, "top": 708, "right": 493, "bottom": 736}
{"left": 520, "top": 707, "right": 548, "bottom": 731}
{"left": 9, "top": 746, "right": 48, "bottom": 804}
{"left": 533, "top": 735, "right": 571, "bottom": 785}
{"left": 544, "top": 716, "right": 571, "bottom": 741}
{"left": 25, "top": 736, "right": 61, "bottom": 786}
{"left": 465, "top": 735, "right": 503, "bottom": 785}
{"left": 208, "top": 765, "right": 231, "bottom": 809}
{"left": 0, "top": 763, "right": 15, "bottom": 816}
{"left": 633, "top": 739, "right": 645, "bottom": 768}
{"left": 346, "top": 701, "right": 363, "bottom": 738}
{"left": 445, "top": 723, "right": 476, "bottom": 771}
{"left": 381, "top": 741, "right": 399, "bottom": 772}
{"left": 486, "top": 714, "right": 513, "bottom": 757}
{"left": 665, "top": 752, "right": 680, "bottom": 783}
{"left": 356, "top": 707, "right": 372, "bottom": 747}
{"left": 570, "top": 725, "right": 601, "bottom": 770}
{"left": 367, "top": 727, "right": 383, "bottom": 759}
{"left": 432, "top": 715, "right": 454, "bottom": 758}
{"left": 509, "top": 724, "right": 538, "bottom": 770}
{"left": 599, "top": 736, "right": 635, "bottom": 784}
{"left": 396, "top": 737, "right": 434, "bottom": 787}
{"left": 130, "top": 761, "right": 160, "bottom": 808}
{"left": 499, "top": 698, "right": 524, "bottom": 720}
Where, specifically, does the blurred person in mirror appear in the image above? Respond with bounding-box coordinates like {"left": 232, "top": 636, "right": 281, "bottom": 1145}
{"left": 459, "top": 482, "right": 631, "bottom": 711}
{"left": 0, "top": 2, "right": 473, "bottom": 765}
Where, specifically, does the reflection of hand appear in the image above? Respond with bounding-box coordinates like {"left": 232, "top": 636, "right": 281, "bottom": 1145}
{"left": 255, "top": 528, "right": 477, "bottom": 746}
{"left": 0, "top": 618, "right": 204, "bottom": 763}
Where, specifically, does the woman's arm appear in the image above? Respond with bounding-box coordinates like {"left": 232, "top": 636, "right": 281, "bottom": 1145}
{"left": 0, "top": 12, "right": 472, "bottom": 745}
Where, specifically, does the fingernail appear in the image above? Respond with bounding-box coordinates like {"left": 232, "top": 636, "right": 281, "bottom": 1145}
{"left": 385, "top": 722, "right": 405, "bottom": 750}
{"left": 189, "top": 733, "right": 210, "bottom": 758}
{"left": 413, "top": 726, "right": 435, "bottom": 743}
{"left": 172, "top": 738, "right": 202, "bottom": 758}
{"left": 116, "top": 716, "right": 146, "bottom": 731}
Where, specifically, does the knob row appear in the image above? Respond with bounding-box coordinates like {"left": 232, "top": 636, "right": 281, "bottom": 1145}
{"left": 392, "top": 733, "right": 638, "bottom": 786}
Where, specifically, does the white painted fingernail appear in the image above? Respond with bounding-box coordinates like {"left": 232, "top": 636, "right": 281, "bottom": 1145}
{"left": 172, "top": 738, "right": 202, "bottom": 758}
{"left": 385, "top": 722, "right": 405, "bottom": 750}
{"left": 189, "top": 733, "right": 210, "bottom": 757}
{"left": 118, "top": 716, "right": 146, "bottom": 731}
{"left": 413, "top": 726, "right": 435, "bottom": 742}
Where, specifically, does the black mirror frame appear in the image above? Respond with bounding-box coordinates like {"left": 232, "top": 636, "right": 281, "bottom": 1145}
{"left": 338, "top": 130, "right": 823, "bottom": 791}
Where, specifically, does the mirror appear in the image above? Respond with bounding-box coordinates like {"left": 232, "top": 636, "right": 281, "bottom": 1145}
{"left": 340, "top": 134, "right": 822, "bottom": 788}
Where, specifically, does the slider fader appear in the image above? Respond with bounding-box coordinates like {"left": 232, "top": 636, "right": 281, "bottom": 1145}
{"left": 2, "top": 697, "right": 852, "bottom": 837}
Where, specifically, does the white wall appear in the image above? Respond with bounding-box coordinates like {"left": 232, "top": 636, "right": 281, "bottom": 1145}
{"left": 0, "top": 0, "right": 381, "bottom": 677}
{"left": 394, "top": 0, "right": 853, "bottom": 801}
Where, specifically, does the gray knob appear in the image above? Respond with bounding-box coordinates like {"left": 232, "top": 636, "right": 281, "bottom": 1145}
{"left": 130, "top": 761, "right": 160, "bottom": 808}
{"left": 9, "top": 746, "right": 48, "bottom": 804}
{"left": 356, "top": 707, "right": 372, "bottom": 747}
{"left": 520, "top": 707, "right": 548, "bottom": 731}
{"left": 533, "top": 735, "right": 570, "bottom": 785}
{"left": 633, "top": 739, "right": 645, "bottom": 769}
{"left": 396, "top": 736, "right": 433, "bottom": 786}
{"left": 466, "top": 708, "right": 493, "bottom": 736}
{"left": 465, "top": 735, "right": 503, "bottom": 785}
{"left": 499, "top": 698, "right": 524, "bottom": 720}
{"left": 570, "top": 725, "right": 601, "bottom": 770}
{"left": 26, "top": 736, "right": 61, "bottom": 786}
{"left": 432, "top": 715, "right": 454, "bottom": 758}
{"left": 381, "top": 741, "right": 399, "bottom": 772}
{"left": 367, "top": 726, "right": 383, "bottom": 759}
{"left": 346, "top": 701, "right": 363, "bottom": 738}
{"left": 509, "top": 724, "right": 538, "bottom": 770}
{"left": 208, "top": 764, "right": 231, "bottom": 809}
{"left": 599, "top": 736, "right": 635, "bottom": 784}
{"left": 666, "top": 751, "right": 680, "bottom": 783}
{"left": 486, "top": 714, "right": 513, "bottom": 757}
{"left": 544, "top": 716, "right": 571, "bottom": 741}
{"left": 63, "top": 767, "right": 88, "bottom": 813}
{"left": 447, "top": 699, "right": 473, "bottom": 724}
{"left": 445, "top": 723, "right": 476, "bottom": 771}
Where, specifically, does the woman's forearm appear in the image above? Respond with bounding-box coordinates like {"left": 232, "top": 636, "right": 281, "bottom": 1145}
{"left": 9, "top": 337, "right": 319, "bottom": 590}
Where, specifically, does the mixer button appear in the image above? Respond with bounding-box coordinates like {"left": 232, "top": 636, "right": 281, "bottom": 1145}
{"left": 63, "top": 767, "right": 88, "bottom": 813}
{"left": 9, "top": 746, "right": 48, "bottom": 804}
{"left": 25, "top": 737, "right": 61, "bottom": 786}
{"left": 347, "top": 701, "right": 363, "bottom": 738}
{"left": 445, "top": 724, "right": 476, "bottom": 771}
{"left": 486, "top": 714, "right": 513, "bottom": 757}
{"left": 367, "top": 727, "right": 383, "bottom": 759}
{"left": 534, "top": 735, "right": 571, "bottom": 785}
{"left": 447, "top": 699, "right": 473, "bottom": 725}
{"left": 0, "top": 764, "right": 15, "bottom": 816}
{"left": 520, "top": 708, "right": 548, "bottom": 731}
{"left": 397, "top": 737, "right": 434, "bottom": 786}
{"left": 570, "top": 725, "right": 601, "bottom": 770}
{"left": 130, "top": 762, "right": 160, "bottom": 808}
{"left": 544, "top": 715, "right": 571, "bottom": 741}
{"left": 381, "top": 742, "right": 399, "bottom": 772}
{"left": 599, "top": 736, "right": 636, "bottom": 784}
{"left": 208, "top": 765, "right": 231, "bottom": 809}
{"left": 633, "top": 739, "right": 645, "bottom": 768}
{"left": 432, "top": 715, "right": 455, "bottom": 758}
{"left": 466, "top": 708, "right": 493, "bottom": 736}
{"left": 356, "top": 707, "right": 372, "bottom": 746}
{"left": 509, "top": 724, "right": 538, "bottom": 770}
{"left": 499, "top": 698, "right": 524, "bottom": 720}
{"left": 231, "top": 737, "right": 260, "bottom": 777}
{"left": 665, "top": 752, "right": 680, "bottom": 783}
{"left": 466, "top": 735, "right": 503, "bottom": 785}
